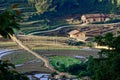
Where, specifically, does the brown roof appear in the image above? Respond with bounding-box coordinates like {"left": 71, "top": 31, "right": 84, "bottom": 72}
{"left": 68, "top": 30, "right": 79, "bottom": 35}
{"left": 82, "top": 14, "right": 109, "bottom": 19}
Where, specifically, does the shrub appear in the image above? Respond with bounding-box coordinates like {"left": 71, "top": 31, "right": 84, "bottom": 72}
{"left": 0, "top": 60, "right": 29, "bottom": 80}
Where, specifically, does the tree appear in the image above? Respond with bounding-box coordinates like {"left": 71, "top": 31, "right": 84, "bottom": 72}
{"left": 91, "top": 33, "right": 120, "bottom": 80}
{"left": 0, "top": 60, "right": 29, "bottom": 80}
{"left": 0, "top": 4, "right": 74, "bottom": 78}
{"left": 94, "top": 35, "right": 105, "bottom": 46}
{"left": 0, "top": 4, "right": 55, "bottom": 73}
{"left": 35, "top": 0, "right": 55, "bottom": 14}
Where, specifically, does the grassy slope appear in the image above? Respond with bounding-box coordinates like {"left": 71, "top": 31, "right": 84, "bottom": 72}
{"left": 0, "top": 35, "right": 80, "bottom": 65}
{"left": 18, "top": 35, "right": 80, "bottom": 50}
{"left": 2, "top": 50, "right": 35, "bottom": 65}
{"left": 50, "top": 56, "right": 81, "bottom": 68}
{"left": 0, "top": 35, "right": 80, "bottom": 50}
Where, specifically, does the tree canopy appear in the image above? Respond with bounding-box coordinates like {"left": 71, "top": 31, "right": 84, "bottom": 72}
{"left": 0, "top": 4, "right": 29, "bottom": 80}
{"left": 28, "top": 0, "right": 120, "bottom": 15}
{"left": 90, "top": 33, "right": 120, "bottom": 80}
{"left": 0, "top": 3, "right": 57, "bottom": 75}
{"left": 0, "top": 4, "right": 21, "bottom": 38}
{"left": 35, "top": 0, "right": 55, "bottom": 14}
{"left": 0, "top": 60, "right": 29, "bottom": 80}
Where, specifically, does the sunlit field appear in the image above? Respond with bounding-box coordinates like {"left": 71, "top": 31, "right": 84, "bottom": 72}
{"left": 50, "top": 56, "right": 81, "bottom": 69}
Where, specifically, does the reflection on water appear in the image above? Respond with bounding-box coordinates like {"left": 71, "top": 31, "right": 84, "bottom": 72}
{"left": 27, "top": 73, "right": 79, "bottom": 80}
{"left": 27, "top": 73, "right": 50, "bottom": 80}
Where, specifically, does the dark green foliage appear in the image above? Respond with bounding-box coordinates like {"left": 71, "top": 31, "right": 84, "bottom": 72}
{"left": 86, "top": 56, "right": 94, "bottom": 76}
{"left": 67, "top": 63, "right": 87, "bottom": 75}
{"left": 0, "top": 60, "right": 29, "bottom": 80}
{"left": 51, "top": 56, "right": 95, "bottom": 78}
{"left": 112, "top": 35, "right": 120, "bottom": 51}
{"left": 35, "top": 0, "right": 54, "bottom": 14}
{"left": 51, "top": 72, "right": 58, "bottom": 77}
{"left": 0, "top": 4, "right": 21, "bottom": 38}
{"left": 94, "top": 33, "right": 114, "bottom": 46}
{"left": 2, "top": 0, "right": 120, "bottom": 19}
{"left": 28, "top": 0, "right": 120, "bottom": 18}
{"left": 0, "top": 5, "right": 29, "bottom": 80}
{"left": 59, "top": 64, "right": 66, "bottom": 72}
{"left": 67, "top": 39, "right": 85, "bottom": 46}
{"left": 94, "top": 35, "right": 105, "bottom": 46}
{"left": 91, "top": 33, "right": 120, "bottom": 80}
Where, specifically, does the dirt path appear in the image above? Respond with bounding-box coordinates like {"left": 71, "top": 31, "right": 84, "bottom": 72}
{"left": 15, "top": 49, "right": 99, "bottom": 73}
{"left": 35, "top": 49, "right": 99, "bottom": 58}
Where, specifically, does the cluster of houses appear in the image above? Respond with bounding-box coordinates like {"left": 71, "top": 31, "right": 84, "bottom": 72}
{"left": 81, "top": 13, "right": 111, "bottom": 23}
{"left": 68, "top": 26, "right": 117, "bottom": 42}
{"left": 68, "top": 13, "right": 118, "bottom": 42}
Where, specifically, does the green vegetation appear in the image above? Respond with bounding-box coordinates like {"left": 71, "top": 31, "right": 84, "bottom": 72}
{"left": 19, "top": 0, "right": 120, "bottom": 34}
{"left": 28, "top": 0, "right": 120, "bottom": 17}
{"left": 0, "top": 42, "right": 17, "bottom": 48}
{"left": 0, "top": 5, "right": 29, "bottom": 80}
{"left": 35, "top": 0, "right": 54, "bottom": 14}
{"left": 0, "top": 4, "right": 21, "bottom": 38}
{"left": 45, "top": 33, "right": 120, "bottom": 79}
{"left": 88, "top": 33, "right": 120, "bottom": 80}
{"left": 2, "top": 51, "right": 35, "bottom": 65}
{"left": 3, "top": 0, "right": 120, "bottom": 34}
{"left": 0, "top": 60, "right": 29, "bottom": 80}
{"left": 50, "top": 56, "right": 95, "bottom": 78}
{"left": 67, "top": 63, "right": 88, "bottom": 76}
{"left": 1, "top": 1, "right": 120, "bottom": 79}
{"left": 67, "top": 40, "right": 85, "bottom": 46}
{"left": 65, "top": 56, "right": 94, "bottom": 78}
{"left": 0, "top": 35, "right": 80, "bottom": 50}
{"left": 50, "top": 56, "right": 81, "bottom": 72}
{"left": 20, "top": 19, "right": 68, "bottom": 34}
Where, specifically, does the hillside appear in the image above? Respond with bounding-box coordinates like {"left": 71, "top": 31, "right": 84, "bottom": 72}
{"left": 1, "top": 0, "right": 120, "bottom": 18}
{"left": 0, "top": 35, "right": 80, "bottom": 50}
{"left": 1, "top": 0, "right": 120, "bottom": 20}
{"left": 29, "top": 0, "right": 120, "bottom": 18}
{"left": 0, "top": 0, "right": 37, "bottom": 21}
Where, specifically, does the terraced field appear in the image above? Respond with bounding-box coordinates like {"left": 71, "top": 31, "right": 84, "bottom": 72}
{"left": 50, "top": 56, "right": 81, "bottom": 69}
{"left": 1, "top": 49, "right": 98, "bottom": 73}
{"left": 1, "top": 50, "right": 35, "bottom": 65}
{"left": 0, "top": 35, "right": 79, "bottom": 50}
{"left": 17, "top": 35, "right": 80, "bottom": 50}
{"left": 0, "top": 35, "right": 98, "bottom": 73}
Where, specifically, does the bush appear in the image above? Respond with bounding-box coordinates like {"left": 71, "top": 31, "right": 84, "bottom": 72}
{"left": 51, "top": 72, "right": 58, "bottom": 77}
{"left": 67, "top": 39, "right": 85, "bottom": 46}
{"left": 67, "top": 63, "right": 87, "bottom": 75}
{"left": 0, "top": 60, "right": 29, "bottom": 80}
{"left": 58, "top": 64, "right": 67, "bottom": 72}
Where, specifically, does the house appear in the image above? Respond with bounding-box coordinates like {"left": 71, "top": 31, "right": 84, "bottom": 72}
{"left": 68, "top": 26, "right": 117, "bottom": 42}
{"left": 68, "top": 30, "right": 79, "bottom": 38}
{"left": 76, "top": 32, "right": 87, "bottom": 42}
{"left": 68, "top": 30, "right": 87, "bottom": 42}
{"left": 81, "top": 14, "right": 110, "bottom": 23}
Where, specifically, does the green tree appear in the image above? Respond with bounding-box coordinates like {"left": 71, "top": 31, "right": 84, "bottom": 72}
{"left": 0, "top": 60, "right": 29, "bottom": 80}
{"left": 0, "top": 4, "right": 74, "bottom": 78}
{"left": 91, "top": 33, "right": 120, "bottom": 80}
{"left": 35, "top": 0, "right": 55, "bottom": 14}
{"left": 94, "top": 35, "right": 105, "bottom": 46}
{"left": 0, "top": 4, "right": 55, "bottom": 73}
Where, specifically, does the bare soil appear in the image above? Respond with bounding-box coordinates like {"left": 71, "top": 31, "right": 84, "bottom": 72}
{"left": 16, "top": 49, "right": 99, "bottom": 73}
{"left": 0, "top": 35, "right": 99, "bottom": 73}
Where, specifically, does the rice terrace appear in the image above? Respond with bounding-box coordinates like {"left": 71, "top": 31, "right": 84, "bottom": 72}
{"left": 0, "top": 0, "right": 120, "bottom": 80}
